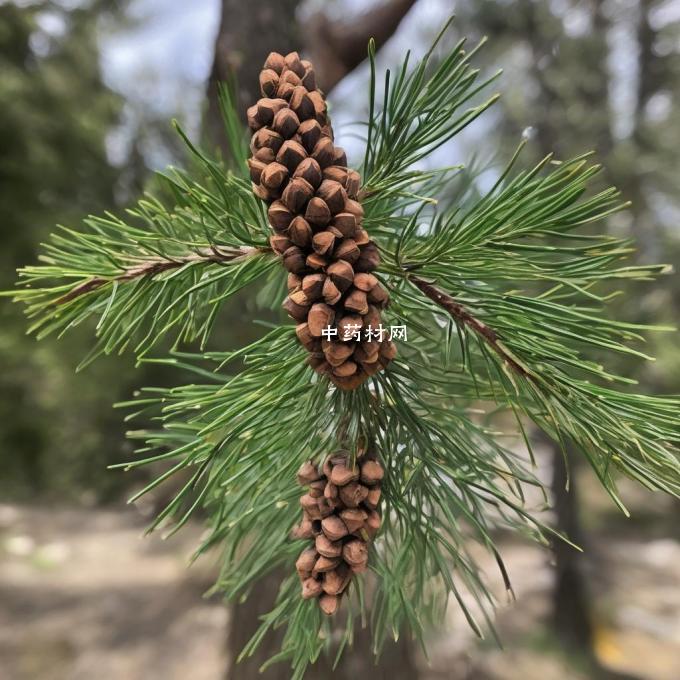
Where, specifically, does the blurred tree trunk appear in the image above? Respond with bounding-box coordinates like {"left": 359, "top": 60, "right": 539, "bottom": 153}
{"left": 206, "top": 0, "right": 417, "bottom": 154}
{"left": 550, "top": 445, "right": 641, "bottom": 680}
{"left": 523, "top": 3, "right": 644, "bottom": 675}
{"left": 227, "top": 571, "right": 417, "bottom": 679}
{"left": 549, "top": 445, "right": 594, "bottom": 652}
{"left": 618, "top": 0, "right": 662, "bottom": 263}
{"left": 304, "top": 0, "right": 417, "bottom": 91}
{"left": 206, "top": 0, "right": 302, "bottom": 154}
{"left": 206, "top": 2, "right": 419, "bottom": 678}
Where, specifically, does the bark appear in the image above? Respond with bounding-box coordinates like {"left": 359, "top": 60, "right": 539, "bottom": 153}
{"left": 305, "top": 0, "right": 417, "bottom": 92}
{"left": 549, "top": 446, "right": 642, "bottom": 680}
{"left": 205, "top": 0, "right": 418, "bottom": 153}
{"left": 621, "top": 0, "right": 662, "bottom": 262}
{"left": 226, "top": 569, "right": 418, "bottom": 679}
{"left": 205, "top": 0, "right": 302, "bottom": 154}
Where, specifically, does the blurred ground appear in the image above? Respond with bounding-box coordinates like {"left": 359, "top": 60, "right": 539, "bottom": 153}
{"left": 1, "top": 504, "right": 678, "bottom": 680}
{"left": 425, "top": 539, "right": 680, "bottom": 680}
{"left": 0, "top": 505, "right": 227, "bottom": 680}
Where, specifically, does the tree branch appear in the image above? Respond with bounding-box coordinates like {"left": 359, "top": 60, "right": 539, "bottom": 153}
{"left": 305, "top": 0, "right": 418, "bottom": 92}
{"left": 409, "top": 275, "right": 529, "bottom": 377}
{"left": 56, "top": 245, "right": 262, "bottom": 305}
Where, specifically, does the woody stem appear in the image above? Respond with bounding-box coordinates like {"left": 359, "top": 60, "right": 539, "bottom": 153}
{"left": 56, "top": 245, "right": 262, "bottom": 304}
{"left": 409, "top": 275, "right": 529, "bottom": 377}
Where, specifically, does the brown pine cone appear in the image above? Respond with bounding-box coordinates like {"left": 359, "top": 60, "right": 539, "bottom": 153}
{"left": 291, "top": 453, "right": 384, "bottom": 615}
{"left": 248, "top": 52, "right": 396, "bottom": 390}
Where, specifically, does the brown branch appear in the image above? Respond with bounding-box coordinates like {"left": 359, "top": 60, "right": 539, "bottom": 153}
{"left": 305, "top": 0, "right": 418, "bottom": 92}
{"left": 56, "top": 245, "right": 262, "bottom": 305}
{"left": 410, "top": 275, "right": 529, "bottom": 377}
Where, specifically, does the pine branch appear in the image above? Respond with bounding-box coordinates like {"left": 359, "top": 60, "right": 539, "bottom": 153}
{"left": 8, "top": 16, "right": 680, "bottom": 678}
{"left": 120, "top": 332, "right": 552, "bottom": 676}
{"left": 56, "top": 245, "right": 262, "bottom": 304}
{"left": 396, "top": 266, "right": 680, "bottom": 501}
{"left": 410, "top": 275, "right": 530, "bottom": 377}
{"left": 6, "top": 124, "right": 276, "bottom": 360}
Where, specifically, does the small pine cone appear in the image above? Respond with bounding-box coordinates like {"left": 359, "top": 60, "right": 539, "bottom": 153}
{"left": 317, "top": 496, "right": 334, "bottom": 518}
{"left": 365, "top": 486, "right": 381, "bottom": 509}
{"left": 308, "top": 303, "right": 335, "bottom": 337}
{"left": 316, "top": 533, "right": 343, "bottom": 558}
{"left": 338, "top": 481, "right": 369, "bottom": 508}
{"left": 291, "top": 517, "right": 314, "bottom": 540}
{"left": 321, "top": 515, "right": 349, "bottom": 541}
{"left": 292, "top": 453, "right": 384, "bottom": 614}
{"left": 300, "top": 493, "right": 321, "bottom": 520}
{"left": 313, "top": 555, "right": 341, "bottom": 574}
{"left": 329, "top": 461, "right": 359, "bottom": 486}
{"left": 247, "top": 52, "right": 396, "bottom": 390}
{"left": 360, "top": 459, "right": 384, "bottom": 485}
{"left": 339, "top": 508, "right": 367, "bottom": 533}
{"left": 365, "top": 509, "right": 382, "bottom": 538}
{"left": 322, "top": 563, "right": 351, "bottom": 596}
{"left": 322, "top": 339, "right": 354, "bottom": 367}
{"left": 342, "top": 539, "right": 368, "bottom": 572}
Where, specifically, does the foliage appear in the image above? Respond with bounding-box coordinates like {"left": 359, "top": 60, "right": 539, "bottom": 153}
{"left": 17, "top": 162, "right": 274, "bottom": 364}
{"left": 7, "top": 18, "right": 680, "bottom": 678}
{"left": 457, "top": 0, "right": 680, "bottom": 393}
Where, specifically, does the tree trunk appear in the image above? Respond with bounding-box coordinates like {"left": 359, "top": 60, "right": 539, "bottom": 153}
{"left": 205, "top": 0, "right": 302, "bottom": 155}
{"left": 550, "top": 444, "right": 641, "bottom": 680}
{"left": 225, "top": 568, "right": 418, "bottom": 679}
{"left": 205, "top": 0, "right": 417, "bottom": 154}
{"left": 549, "top": 444, "right": 594, "bottom": 653}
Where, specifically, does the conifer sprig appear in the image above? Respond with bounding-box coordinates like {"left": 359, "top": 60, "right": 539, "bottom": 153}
{"left": 6, "top": 18, "right": 680, "bottom": 679}
{"left": 375, "top": 151, "right": 680, "bottom": 503}
{"left": 120, "top": 330, "right": 551, "bottom": 678}
{"left": 8, "top": 155, "right": 275, "bottom": 361}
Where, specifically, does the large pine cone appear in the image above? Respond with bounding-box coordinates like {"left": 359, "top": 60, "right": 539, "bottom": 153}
{"left": 292, "top": 454, "right": 384, "bottom": 615}
{"left": 247, "top": 51, "right": 396, "bottom": 390}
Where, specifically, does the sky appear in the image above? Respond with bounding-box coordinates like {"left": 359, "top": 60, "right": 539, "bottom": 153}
{"left": 12, "top": 0, "right": 678, "bottom": 170}
{"left": 96, "top": 0, "right": 460, "bottom": 169}
{"left": 99, "top": 0, "right": 219, "bottom": 122}
{"left": 98, "top": 0, "right": 220, "bottom": 167}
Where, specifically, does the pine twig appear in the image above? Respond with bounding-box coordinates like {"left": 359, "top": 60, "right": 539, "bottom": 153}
{"left": 410, "top": 275, "right": 529, "bottom": 377}
{"left": 56, "top": 245, "right": 262, "bottom": 304}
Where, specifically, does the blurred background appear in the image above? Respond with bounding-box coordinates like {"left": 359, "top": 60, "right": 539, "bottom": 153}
{"left": 1, "top": 0, "right": 679, "bottom": 678}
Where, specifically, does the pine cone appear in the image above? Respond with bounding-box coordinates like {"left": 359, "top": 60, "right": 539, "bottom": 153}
{"left": 248, "top": 52, "right": 396, "bottom": 390}
{"left": 291, "top": 453, "right": 384, "bottom": 614}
